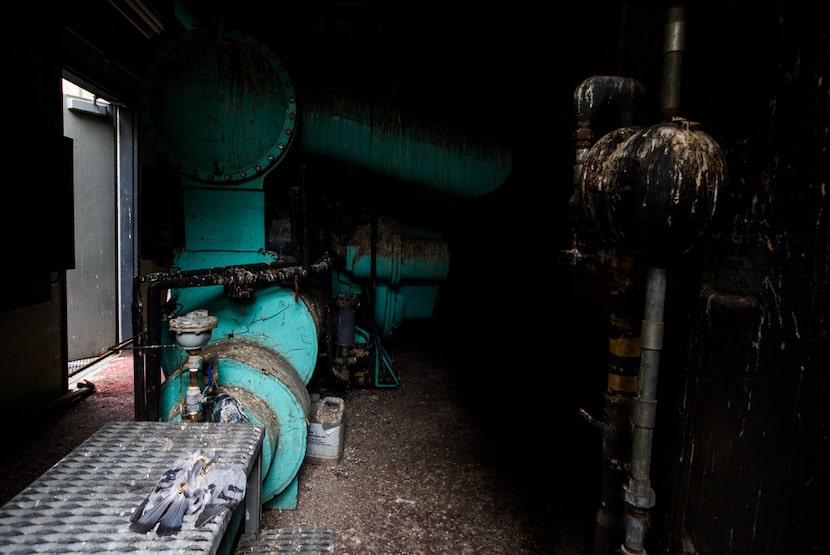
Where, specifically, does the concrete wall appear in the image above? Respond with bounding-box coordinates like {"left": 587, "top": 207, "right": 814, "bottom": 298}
{"left": 0, "top": 283, "right": 66, "bottom": 416}
{"left": 0, "top": 7, "right": 69, "bottom": 418}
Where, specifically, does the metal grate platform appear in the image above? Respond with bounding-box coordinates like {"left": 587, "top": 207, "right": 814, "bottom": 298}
{"left": 0, "top": 421, "right": 265, "bottom": 554}
{"left": 236, "top": 528, "right": 336, "bottom": 553}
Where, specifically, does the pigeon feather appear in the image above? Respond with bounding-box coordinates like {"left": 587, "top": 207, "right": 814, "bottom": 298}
{"left": 195, "top": 463, "right": 247, "bottom": 527}
{"left": 129, "top": 450, "right": 214, "bottom": 536}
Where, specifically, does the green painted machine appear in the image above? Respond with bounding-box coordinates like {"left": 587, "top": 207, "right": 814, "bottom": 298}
{"left": 132, "top": 20, "right": 511, "bottom": 512}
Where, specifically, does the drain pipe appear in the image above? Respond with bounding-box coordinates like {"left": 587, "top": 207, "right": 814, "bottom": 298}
{"left": 621, "top": 265, "right": 666, "bottom": 554}
{"left": 623, "top": 5, "right": 685, "bottom": 554}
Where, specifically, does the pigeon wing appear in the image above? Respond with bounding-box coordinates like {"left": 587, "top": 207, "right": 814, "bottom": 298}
{"left": 155, "top": 493, "right": 189, "bottom": 536}
{"left": 156, "top": 455, "right": 211, "bottom": 536}
{"left": 195, "top": 464, "right": 247, "bottom": 527}
{"left": 129, "top": 464, "right": 188, "bottom": 533}
{"left": 129, "top": 451, "right": 210, "bottom": 535}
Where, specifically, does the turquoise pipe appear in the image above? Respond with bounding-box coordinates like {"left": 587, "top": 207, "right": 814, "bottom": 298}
{"left": 159, "top": 340, "right": 311, "bottom": 509}
{"left": 159, "top": 287, "right": 320, "bottom": 384}
{"left": 299, "top": 92, "right": 513, "bottom": 198}
{"left": 344, "top": 238, "right": 450, "bottom": 284}
{"left": 331, "top": 218, "right": 450, "bottom": 337}
{"left": 142, "top": 21, "right": 512, "bottom": 517}
{"left": 142, "top": 25, "right": 511, "bottom": 198}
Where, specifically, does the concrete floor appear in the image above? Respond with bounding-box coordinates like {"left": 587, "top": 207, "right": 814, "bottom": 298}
{"left": 0, "top": 330, "right": 599, "bottom": 554}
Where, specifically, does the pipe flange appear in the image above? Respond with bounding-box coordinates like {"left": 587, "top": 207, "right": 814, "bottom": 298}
{"left": 169, "top": 309, "right": 219, "bottom": 350}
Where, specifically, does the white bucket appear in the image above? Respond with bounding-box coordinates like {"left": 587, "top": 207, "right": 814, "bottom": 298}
{"left": 306, "top": 395, "right": 345, "bottom": 464}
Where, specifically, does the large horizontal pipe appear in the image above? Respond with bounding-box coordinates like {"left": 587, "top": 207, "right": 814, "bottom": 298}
{"left": 299, "top": 92, "right": 513, "bottom": 198}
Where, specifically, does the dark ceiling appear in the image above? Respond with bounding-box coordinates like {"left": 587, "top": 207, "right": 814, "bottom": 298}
{"left": 55, "top": 0, "right": 678, "bottom": 267}
{"left": 60, "top": 0, "right": 663, "bottom": 137}
{"left": 62, "top": 1, "right": 526, "bottom": 103}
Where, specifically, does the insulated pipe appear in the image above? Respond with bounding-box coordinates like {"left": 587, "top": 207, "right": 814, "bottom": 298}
{"left": 298, "top": 93, "right": 513, "bottom": 198}
{"left": 622, "top": 266, "right": 666, "bottom": 555}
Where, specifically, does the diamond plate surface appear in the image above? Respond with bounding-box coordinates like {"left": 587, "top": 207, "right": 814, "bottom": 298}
{"left": 236, "top": 528, "right": 336, "bottom": 553}
{"left": 0, "top": 421, "right": 264, "bottom": 554}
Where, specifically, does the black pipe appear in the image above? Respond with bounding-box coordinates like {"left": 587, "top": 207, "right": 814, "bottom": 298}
{"left": 144, "top": 282, "right": 163, "bottom": 421}
{"left": 573, "top": 76, "right": 646, "bottom": 129}
{"left": 132, "top": 274, "right": 147, "bottom": 421}
{"left": 594, "top": 256, "right": 643, "bottom": 555}
{"left": 132, "top": 255, "right": 332, "bottom": 421}
{"left": 565, "top": 76, "right": 646, "bottom": 267}
{"left": 300, "top": 166, "right": 310, "bottom": 271}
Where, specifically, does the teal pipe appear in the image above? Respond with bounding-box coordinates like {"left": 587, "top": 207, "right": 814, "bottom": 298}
{"left": 299, "top": 93, "right": 513, "bottom": 198}
{"left": 159, "top": 339, "right": 311, "bottom": 509}
{"left": 160, "top": 286, "right": 320, "bottom": 383}
{"left": 149, "top": 17, "right": 511, "bottom": 197}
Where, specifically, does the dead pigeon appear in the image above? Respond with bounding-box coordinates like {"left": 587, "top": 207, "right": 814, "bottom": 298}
{"left": 129, "top": 450, "right": 215, "bottom": 536}
{"left": 194, "top": 463, "right": 247, "bottom": 527}
{"left": 211, "top": 393, "right": 250, "bottom": 423}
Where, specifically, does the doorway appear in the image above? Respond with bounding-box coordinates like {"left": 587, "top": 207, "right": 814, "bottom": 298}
{"left": 62, "top": 78, "right": 137, "bottom": 368}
